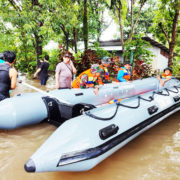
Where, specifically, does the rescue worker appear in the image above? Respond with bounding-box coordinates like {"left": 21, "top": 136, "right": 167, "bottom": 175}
{"left": 117, "top": 61, "right": 131, "bottom": 82}
{"left": 99, "top": 56, "right": 112, "bottom": 83}
{"left": 157, "top": 67, "right": 172, "bottom": 87}
{"left": 0, "top": 51, "right": 17, "bottom": 101}
{"left": 72, "top": 64, "right": 103, "bottom": 95}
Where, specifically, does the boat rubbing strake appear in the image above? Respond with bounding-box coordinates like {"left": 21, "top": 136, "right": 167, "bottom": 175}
{"left": 0, "top": 78, "right": 160, "bottom": 129}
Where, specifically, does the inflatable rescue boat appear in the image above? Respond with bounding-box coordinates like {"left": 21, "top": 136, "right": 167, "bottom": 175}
{"left": 0, "top": 77, "right": 160, "bottom": 129}
{"left": 24, "top": 78, "right": 180, "bottom": 172}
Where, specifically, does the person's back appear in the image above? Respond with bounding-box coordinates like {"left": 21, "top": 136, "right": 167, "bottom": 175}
{"left": 39, "top": 61, "right": 49, "bottom": 84}
{"left": 0, "top": 51, "right": 17, "bottom": 101}
{"left": 34, "top": 55, "right": 50, "bottom": 86}
{"left": 0, "top": 63, "right": 11, "bottom": 98}
{"left": 99, "top": 57, "right": 112, "bottom": 83}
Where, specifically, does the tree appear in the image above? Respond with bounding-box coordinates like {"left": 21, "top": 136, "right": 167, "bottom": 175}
{"left": 106, "top": 0, "right": 149, "bottom": 59}
{"left": 152, "top": 0, "right": 180, "bottom": 67}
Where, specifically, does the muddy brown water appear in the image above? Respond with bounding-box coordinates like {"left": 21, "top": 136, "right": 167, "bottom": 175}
{"left": 0, "top": 77, "right": 180, "bottom": 180}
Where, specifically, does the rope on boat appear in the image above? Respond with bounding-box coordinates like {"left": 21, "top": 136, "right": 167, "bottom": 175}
{"left": 85, "top": 86, "right": 180, "bottom": 120}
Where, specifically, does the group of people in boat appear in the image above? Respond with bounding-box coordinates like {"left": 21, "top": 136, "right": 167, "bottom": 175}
{"left": 0, "top": 51, "right": 173, "bottom": 101}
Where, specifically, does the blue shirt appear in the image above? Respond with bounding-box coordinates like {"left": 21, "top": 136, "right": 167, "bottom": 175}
{"left": 117, "top": 67, "right": 130, "bottom": 82}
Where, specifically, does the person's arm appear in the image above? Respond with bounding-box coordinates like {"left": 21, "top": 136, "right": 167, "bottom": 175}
{"left": 55, "top": 64, "right": 61, "bottom": 89}
{"left": 157, "top": 75, "right": 161, "bottom": 80}
{"left": 70, "top": 60, "right": 77, "bottom": 74}
{"left": 93, "top": 77, "right": 100, "bottom": 95}
{"left": 80, "top": 74, "right": 88, "bottom": 88}
{"left": 160, "top": 78, "right": 171, "bottom": 87}
{"left": 9, "top": 68, "right": 18, "bottom": 90}
{"left": 55, "top": 72, "right": 60, "bottom": 89}
{"left": 34, "top": 68, "right": 41, "bottom": 78}
{"left": 117, "top": 70, "right": 126, "bottom": 82}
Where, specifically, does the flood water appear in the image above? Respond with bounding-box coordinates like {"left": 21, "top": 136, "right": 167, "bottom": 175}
{"left": 0, "top": 77, "right": 180, "bottom": 180}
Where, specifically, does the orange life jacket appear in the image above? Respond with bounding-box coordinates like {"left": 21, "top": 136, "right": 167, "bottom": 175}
{"left": 72, "top": 69, "right": 103, "bottom": 88}
{"left": 99, "top": 65, "right": 110, "bottom": 80}
{"left": 161, "top": 73, "right": 172, "bottom": 79}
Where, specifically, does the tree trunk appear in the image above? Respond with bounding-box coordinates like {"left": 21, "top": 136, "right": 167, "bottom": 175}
{"left": 73, "top": 28, "right": 77, "bottom": 53}
{"left": 83, "top": 0, "right": 88, "bottom": 50}
{"left": 129, "top": 1, "right": 146, "bottom": 41}
{"left": 117, "top": 4, "right": 125, "bottom": 57}
{"left": 60, "top": 24, "right": 69, "bottom": 51}
{"left": 168, "top": 9, "right": 179, "bottom": 67}
{"left": 34, "top": 32, "right": 42, "bottom": 67}
{"left": 131, "top": 0, "right": 133, "bottom": 30}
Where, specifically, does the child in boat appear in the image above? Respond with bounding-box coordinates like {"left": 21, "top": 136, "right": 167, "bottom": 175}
{"left": 157, "top": 67, "right": 172, "bottom": 87}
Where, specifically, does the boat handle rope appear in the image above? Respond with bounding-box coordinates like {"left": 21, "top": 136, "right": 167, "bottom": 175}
{"left": 85, "top": 104, "right": 120, "bottom": 120}
{"left": 85, "top": 86, "right": 180, "bottom": 121}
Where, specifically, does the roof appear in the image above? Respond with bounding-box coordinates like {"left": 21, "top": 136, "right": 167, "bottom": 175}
{"left": 99, "top": 36, "right": 170, "bottom": 53}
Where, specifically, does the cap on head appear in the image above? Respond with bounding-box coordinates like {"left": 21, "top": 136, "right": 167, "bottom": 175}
{"left": 101, "top": 57, "right": 111, "bottom": 64}
{"left": 164, "top": 67, "right": 172, "bottom": 73}
{"left": 64, "top": 53, "right": 71, "bottom": 58}
{"left": 91, "top": 64, "right": 103, "bottom": 73}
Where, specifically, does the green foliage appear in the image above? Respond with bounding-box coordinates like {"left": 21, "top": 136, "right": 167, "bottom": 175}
{"left": 172, "top": 57, "right": 180, "bottom": 76}
{"left": 48, "top": 49, "right": 60, "bottom": 71}
{"left": 124, "top": 35, "right": 153, "bottom": 64}
{"left": 93, "top": 42, "right": 112, "bottom": 59}
{"left": 151, "top": 0, "right": 179, "bottom": 45}
{"left": 73, "top": 49, "right": 101, "bottom": 75}
{"left": 0, "top": 0, "right": 178, "bottom": 76}
{"left": 123, "top": 35, "right": 153, "bottom": 78}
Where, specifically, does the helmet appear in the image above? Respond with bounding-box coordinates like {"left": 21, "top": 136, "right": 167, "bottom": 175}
{"left": 91, "top": 64, "right": 103, "bottom": 73}
{"left": 101, "top": 57, "right": 111, "bottom": 64}
{"left": 164, "top": 67, "right": 172, "bottom": 73}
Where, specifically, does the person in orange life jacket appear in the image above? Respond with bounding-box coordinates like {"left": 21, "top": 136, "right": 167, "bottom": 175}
{"left": 72, "top": 64, "right": 103, "bottom": 95}
{"left": 117, "top": 61, "right": 131, "bottom": 82}
{"left": 0, "top": 51, "right": 17, "bottom": 101}
{"left": 157, "top": 67, "right": 172, "bottom": 87}
{"left": 99, "top": 57, "right": 112, "bottom": 83}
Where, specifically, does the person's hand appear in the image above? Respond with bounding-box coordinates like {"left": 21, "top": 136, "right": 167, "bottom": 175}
{"left": 69, "top": 60, "right": 73, "bottom": 66}
{"left": 94, "top": 86, "right": 99, "bottom": 96}
{"left": 56, "top": 84, "right": 59, "bottom": 89}
{"left": 160, "top": 80, "right": 165, "bottom": 87}
{"left": 157, "top": 75, "right": 161, "bottom": 80}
